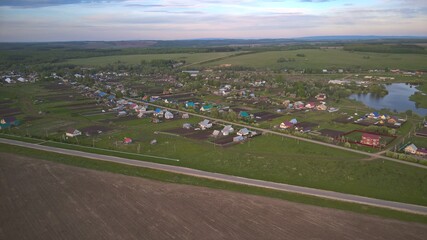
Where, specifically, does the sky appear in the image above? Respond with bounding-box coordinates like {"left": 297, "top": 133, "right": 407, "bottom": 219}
{"left": 0, "top": 0, "right": 426, "bottom": 42}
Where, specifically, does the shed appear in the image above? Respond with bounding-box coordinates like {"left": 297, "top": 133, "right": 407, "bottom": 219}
{"left": 233, "top": 136, "right": 245, "bottom": 142}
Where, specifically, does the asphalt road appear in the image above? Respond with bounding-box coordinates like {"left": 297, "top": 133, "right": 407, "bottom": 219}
{"left": 1, "top": 137, "right": 427, "bottom": 216}
{"left": 126, "top": 97, "right": 427, "bottom": 170}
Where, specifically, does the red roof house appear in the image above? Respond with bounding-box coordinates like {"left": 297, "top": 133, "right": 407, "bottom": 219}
{"left": 360, "top": 133, "right": 380, "bottom": 147}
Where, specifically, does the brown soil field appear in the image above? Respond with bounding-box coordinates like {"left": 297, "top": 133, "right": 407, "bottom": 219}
{"left": 333, "top": 116, "right": 354, "bottom": 124}
{"left": 41, "top": 83, "right": 72, "bottom": 90}
{"left": 319, "top": 129, "right": 345, "bottom": 138}
{"left": 0, "top": 107, "right": 22, "bottom": 116}
{"left": 295, "top": 122, "right": 319, "bottom": 130}
{"left": 1, "top": 153, "right": 427, "bottom": 240}
{"left": 211, "top": 135, "right": 235, "bottom": 146}
{"left": 0, "top": 100, "right": 14, "bottom": 105}
{"left": 254, "top": 111, "right": 282, "bottom": 121}
{"left": 163, "top": 127, "right": 195, "bottom": 135}
{"left": 186, "top": 130, "right": 215, "bottom": 140}
{"left": 80, "top": 125, "right": 112, "bottom": 135}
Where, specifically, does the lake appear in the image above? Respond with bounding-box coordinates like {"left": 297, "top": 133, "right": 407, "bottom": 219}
{"left": 348, "top": 83, "right": 427, "bottom": 116}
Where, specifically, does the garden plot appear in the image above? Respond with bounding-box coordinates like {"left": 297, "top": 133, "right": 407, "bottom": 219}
{"left": 253, "top": 111, "right": 282, "bottom": 122}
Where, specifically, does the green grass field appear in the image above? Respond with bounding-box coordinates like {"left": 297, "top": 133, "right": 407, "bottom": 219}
{"left": 1, "top": 143, "right": 426, "bottom": 224}
{"left": 410, "top": 83, "right": 427, "bottom": 109}
{"left": 65, "top": 51, "right": 243, "bottom": 66}
{"left": 198, "top": 49, "right": 427, "bottom": 71}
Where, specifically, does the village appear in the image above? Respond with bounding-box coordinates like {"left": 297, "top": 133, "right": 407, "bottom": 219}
{"left": 2, "top": 64, "right": 425, "bottom": 163}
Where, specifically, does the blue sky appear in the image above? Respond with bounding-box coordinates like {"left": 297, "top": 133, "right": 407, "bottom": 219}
{"left": 0, "top": 0, "right": 426, "bottom": 42}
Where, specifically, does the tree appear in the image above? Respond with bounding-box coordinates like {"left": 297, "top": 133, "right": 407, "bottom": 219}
{"left": 115, "top": 91, "right": 123, "bottom": 98}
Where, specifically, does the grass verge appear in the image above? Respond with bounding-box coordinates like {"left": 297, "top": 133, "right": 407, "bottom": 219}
{"left": 1, "top": 142, "right": 426, "bottom": 224}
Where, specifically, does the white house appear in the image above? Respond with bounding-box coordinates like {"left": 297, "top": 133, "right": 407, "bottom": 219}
{"left": 237, "top": 128, "right": 250, "bottom": 136}
{"left": 66, "top": 128, "right": 82, "bottom": 137}
{"left": 164, "top": 111, "right": 174, "bottom": 119}
{"left": 198, "top": 119, "right": 212, "bottom": 130}
{"left": 404, "top": 144, "right": 418, "bottom": 154}
{"left": 221, "top": 125, "right": 234, "bottom": 136}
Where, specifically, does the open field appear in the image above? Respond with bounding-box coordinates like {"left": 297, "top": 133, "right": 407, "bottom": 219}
{"left": 1, "top": 153, "right": 427, "bottom": 240}
{"left": 199, "top": 49, "right": 427, "bottom": 70}
{"left": 65, "top": 51, "right": 243, "bottom": 66}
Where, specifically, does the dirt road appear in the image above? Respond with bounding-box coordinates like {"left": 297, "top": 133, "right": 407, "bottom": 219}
{"left": 1, "top": 153, "right": 426, "bottom": 240}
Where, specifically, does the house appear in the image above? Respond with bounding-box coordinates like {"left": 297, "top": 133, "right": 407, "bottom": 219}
{"left": 150, "top": 96, "right": 160, "bottom": 102}
{"left": 212, "top": 130, "right": 221, "bottom": 137}
{"left": 294, "top": 101, "right": 305, "bottom": 110}
{"left": 164, "top": 111, "right": 174, "bottom": 119}
{"left": 387, "top": 117, "right": 398, "bottom": 124}
{"left": 233, "top": 135, "right": 245, "bottom": 142}
{"left": 97, "top": 91, "right": 107, "bottom": 98}
{"left": 107, "top": 95, "right": 116, "bottom": 102}
{"left": 239, "top": 111, "right": 250, "bottom": 119}
{"left": 182, "top": 113, "right": 190, "bottom": 119}
{"left": 315, "top": 93, "right": 327, "bottom": 101}
{"left": 280, "top": 121, "right": 294, "bottom": 129}
{"left": 221, "top": 125, "right": 234, "bottom": 136}
{"left": 117, "top": 111, "right": 127, "bottom": 117}
{"left": 66, "top": 128, "right": 82, "bottom": 137}
{"left": 123, "top": 137, "right": 133, "bottom": 144}
{"left": 316, "top": 104, "right": 327, "bottom": 111}
{"left": 305, "top": 102, "right": 316, "bottom": 109}
{"left": 404, "top": 144, "right": 418, "bottom": 154}
{"left": 360, "top": 133, "right": 380, "bottom": 147}
{"left": 368, "top": 112, "right": 380, "bottom": 119}
{"left": 200, "top": 104, "right": 213, "bottom": 112}
{"left": 290, "top": 118, "right": 298, "bottom": 125}
{"left": 186, "top": 101, "right": 195, "bottom": 108}
{"left": 237, "top": 128, "right": 250, "bottom": 136}
{"left": 183, "top": 123, "right": 192, "bottom": 129}
{"left": 0, "top": 116, "right": 18, "bottom": 125}
{"left": 154, "top": 108, "right": 163, "bottom": 117}
{"left": 199, "top": 119, "right": 212, "bottom": 130}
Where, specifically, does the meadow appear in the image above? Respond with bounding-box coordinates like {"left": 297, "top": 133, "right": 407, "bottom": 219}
{"left": 1, "top": 83, "right": 427, "bottom": 206}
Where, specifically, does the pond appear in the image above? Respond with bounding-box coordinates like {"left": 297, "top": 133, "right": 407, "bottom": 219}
{"left": 348, "top": 83, "right": 427, "bottom": 116}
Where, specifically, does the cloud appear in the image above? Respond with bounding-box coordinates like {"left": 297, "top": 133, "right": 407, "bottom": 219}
{"left": 0, "top": 0, "right": 125, "bottom": 8}
{"left": 300, "top": 0, "right": 332, "bottom": 2}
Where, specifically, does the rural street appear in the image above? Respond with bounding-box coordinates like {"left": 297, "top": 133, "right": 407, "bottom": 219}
{"left": 125, "top": 97, "right": 427, "bottom": 170}
{"left": 1, "top": 137, "right": 427, "bottom": 215}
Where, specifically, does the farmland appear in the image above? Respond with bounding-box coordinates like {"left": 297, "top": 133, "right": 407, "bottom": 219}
{"left": 66, "top": 51, "right": 244, "bottom": 67}
{"left": 198, "top": 49, "right": 427, "bottom": 71}
{"left": 1, "top": 153, "right": 427, "bottom": 240}
{"left": 1, "top": 82, "right": 427, "bottom": 206}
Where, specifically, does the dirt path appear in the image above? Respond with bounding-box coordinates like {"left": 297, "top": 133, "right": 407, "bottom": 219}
{"left": 1, "top": 153, "right": 426, "bottom": 240}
